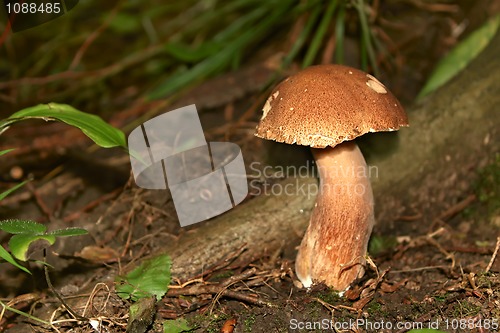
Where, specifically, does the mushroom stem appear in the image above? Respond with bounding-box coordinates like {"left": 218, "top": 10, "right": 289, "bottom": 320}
{"left": 295, "top": 141, "right": 374, "bottom": 291}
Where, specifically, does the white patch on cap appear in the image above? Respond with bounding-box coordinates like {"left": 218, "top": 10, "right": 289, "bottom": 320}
{"left": 261, "top": 91, "right": 279, "bottom": 119}
{"left": 366, "top": 74, "right": 387, "bottom": 94}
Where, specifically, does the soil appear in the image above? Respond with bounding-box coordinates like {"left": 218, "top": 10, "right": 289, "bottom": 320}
{"left": 1, "top": 1, "right": 499, "bottom": 333}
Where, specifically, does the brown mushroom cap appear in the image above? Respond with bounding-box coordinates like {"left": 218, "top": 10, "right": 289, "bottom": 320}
{"left": 255, "top": 64, "right": 409, "bottom": 148}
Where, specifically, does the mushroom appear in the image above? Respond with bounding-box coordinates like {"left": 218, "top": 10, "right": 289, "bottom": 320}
{"left": 255, "top": 64, "right": 408, "bottom": 291}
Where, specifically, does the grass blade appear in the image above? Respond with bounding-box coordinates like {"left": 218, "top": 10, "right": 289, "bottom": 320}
{"left": 303, "top": 0, "right": 338, "bottom": 68}
{"left": 0, "top": 245, "right": 31, "bottom": 274}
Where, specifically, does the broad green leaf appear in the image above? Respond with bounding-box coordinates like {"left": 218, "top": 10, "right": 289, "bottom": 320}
{"left": 116, "top": 254, "right": 171, "bottom": 301}
{"left": 0, "top": 219, "right": 46, "bottom": 235}
{"left": 48, "top": 227, "right": 88, "bottom": 237}
{"left": 163, "top": 318, "right": 192, "bottom": 333}
{"left": 9, "top": 234, "right": 56, "bottom": 261}
{"left": 0, "top": 148, "right": 15, "bottom": 157}
{"left": 0, "top": 244, "right": 31, "bottom": 274}
{"left": 0, "top": 103, "right": 127, "bottom": 149}
{"left": 418, "top": 14, "right": 500, "bottom": 99}
{"left": 0, "top": 180, "right": 29, "bottom": 201}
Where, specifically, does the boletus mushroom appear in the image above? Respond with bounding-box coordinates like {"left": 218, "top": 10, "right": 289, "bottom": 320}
{"left": 255, "top": 64, "right": 408, "bottom": 291}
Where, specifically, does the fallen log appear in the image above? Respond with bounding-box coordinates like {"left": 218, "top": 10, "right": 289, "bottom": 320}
{"left": 142, "top": 31, "right": 500, "bottom": 281}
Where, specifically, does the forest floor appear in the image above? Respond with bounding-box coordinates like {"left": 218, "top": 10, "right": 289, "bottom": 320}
{"left": 1, "top": 1, "right": 499, "bottom": 332}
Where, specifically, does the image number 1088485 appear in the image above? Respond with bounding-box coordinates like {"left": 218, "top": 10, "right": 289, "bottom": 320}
{"left": 5, "top": 1, "right": 61, "bottom": 14}
{"left": 2, "top": 1, "right": 79, "bottom": 32}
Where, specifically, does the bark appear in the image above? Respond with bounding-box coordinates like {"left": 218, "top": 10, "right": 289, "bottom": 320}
{"left": 146, "top": 31, "right": 500, "bottom": 281}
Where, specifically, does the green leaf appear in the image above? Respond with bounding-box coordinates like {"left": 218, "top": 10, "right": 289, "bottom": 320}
{"left": 163, "top": 318, "right": 192, "bottom": 333}
{"left": 0, "top": 244, "right": 31, "bottom": 274}
{"left": 0, "top": 103, "right": 127, "bottom": 149}
{"left": 0, "top": 148, "right": 15, "bottom": 157}
{"left": 148, "top": 2, "right": 291, "bottom": 99}
{"left": 9, "top": 234, "right": 56, "bottom": 261}
{"left": 302, "top": 0, "right": 337, "bottom": 68}
{"left": 418, "top": 14, "right": 500, "bottom": 99}
{"left": 368, "top": 235, "right": 398, "bottom": 256}
{"left": 109, "top": 12, "right": 141, "bottom": 34}
{"left": 48, "top": 227, "right": 88, "bottom": 237}
{"left": 164, "top": 41, "right": 221, "bottom": 63}
{"left": 116, "top": 254, "right": 171, "bottom": 301}
{"left": 0, "top": 219, "right": 47, "bottom": 235}
{"left": 0, "top": 180, "right": 30, "bottom": 201}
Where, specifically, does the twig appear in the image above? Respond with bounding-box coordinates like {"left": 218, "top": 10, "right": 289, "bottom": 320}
{"left": 438, "top": 194, "right": 476, "bottom": 221}
{"left": 220, "top": 267, "right": 257, "bottom": 288}
{"left": 426, "top": 236, "right": 456, "bottom": 269}
{"left": 396, "top": 212, "right": 422, "bottom": 221}
{"left": 388, "top": 265, "right": 450, "bottom": 273}
{"left": 120, "top": 201, "right": 137, "bottom": 258}
{"left": 166, "top": 283, "right": 271, "bottom": 307}
{"left": 166, "top": 268, "right": 273, "bottom": 307}
{"left": 82, "top": 283, "right": 111, "bottom": 318}
{"left": 407, "top": 0, "right": 460, "bottom": 13}
{"left": 189, "top": 244, "right": 247, "bottom": 281}
{"left": 0, "top": 45, "right": 163, "bottom": 90}
{"left": 44, "top": 250, "right": 88, "bottom": 322}
{"left": 485, "top": 237, "right": 500, "bottom": 273}
{"left": 63, "top": 188, "right": 121, "bottom": 223}
{"left": 26, "top": 182, "right": 52, "bottom": 219}
{"left": 312, "top": 297, "right": 361, "bottom": 314}
{"left": 69, "top": 4, "right": 120, "bottom": 70}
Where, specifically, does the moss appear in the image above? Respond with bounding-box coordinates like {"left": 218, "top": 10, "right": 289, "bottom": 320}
{"left": 190, "top": 312, "right": 229, "bottom": 333}
{"left": 433, "top": 295, "right": 447, "bottom": 303}
{"left": 474, "top": 154, "right": 500, "bottom": 217}
{"left": 315, "top": 289, "right": 342, "bottom": 304}
{"left": 409, "top": 302, "right": 429, "bottom": 319}
{"left": 366, "top": 300, "right": 389, "bottom": 317}
{"left": 475, "top": 272, "right": 494, "bottom": 289}
{"left": 461, "top": 155, "right": 500, "bottom": 222}
{"left": 452, "top": 300, "right": 481, "bottom": 318}
{"left": 211, "top": 270, "right": 234, "bottom": 281}
{"left": 272, "top": 316, "right": 288, "bottom": 333}
{"left": 366, "top": 300, "right": 381, "bottom": 314}
{"left": 304, "top": 301, "right": 321, "bottom": 321}
{"left": 243, "top": 314, "right": 256, "bottom": 332}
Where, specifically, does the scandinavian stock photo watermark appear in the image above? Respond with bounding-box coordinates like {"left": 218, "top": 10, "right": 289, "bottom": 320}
{"left": 128, "top": 105, "right": 248, "bottom": 227}
{"left": 247, "top": 160, "right": 379, "bottom": 200}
